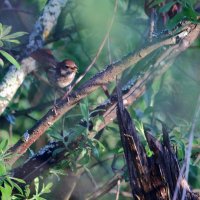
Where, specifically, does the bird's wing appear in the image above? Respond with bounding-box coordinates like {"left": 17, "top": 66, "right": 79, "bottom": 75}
{"left": 30, "top": 49, "right": 57, "bottom": 68}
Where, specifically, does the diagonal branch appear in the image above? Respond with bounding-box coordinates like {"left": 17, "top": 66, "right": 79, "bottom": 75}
{"left": 12, "top": 24, "right": 200, "bottom": 183}
{"left": 6, "top": 23, "right": 199, "bottom": 166}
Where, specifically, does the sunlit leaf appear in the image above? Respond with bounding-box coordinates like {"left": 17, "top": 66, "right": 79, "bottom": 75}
{"left": 5, "top": 39, "right": 20, "bottom": 44}
{"left": 24, "top": 185, "right": 30, "bottom": 198}
{"left": 0, "top": 139, "right": 8, "bottom": 152}
{"left": 0, "top": 40, "right": 3, "bottom": 47}
{"left": 10, "top": 177, "right": 26, "bottom": 184}
{"left": 0, "top": 23, "right": 3, "bottom": 35}
{"left": 34, "top": 177, "right": 39, "bottom": 194}
{"left": 0, "top": 50, "right": 20, "bottom": 69}
{"left": 0, "top": 58, "right": 4, "bottom": 66}
{"left": 3, "top": 31, "right": 27, "bottom": 40}
{"left": 0, "top": 162, "right": 6, "bottom": 176}
{"left": 0, "top": 182, "right": 12, "bottom": 200}
{"left": 42, "top": 182, "right": 53, "bottom": 193}
{"left": 1, "top": 26, "right": 12, "bottom": 38}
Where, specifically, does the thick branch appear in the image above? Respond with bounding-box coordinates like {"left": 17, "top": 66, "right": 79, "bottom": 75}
{"left": 6, "top": 23, "right": 199, "bottom": 166}
{"left": 12, "top": 23, "right": 200, "bottom": 182}
{"left": 6, "top": 35, "right": 176, "bottom": 165}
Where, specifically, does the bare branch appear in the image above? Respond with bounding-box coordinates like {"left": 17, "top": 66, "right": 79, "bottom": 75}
{"left": 11, "top": 24, "right": 200, "bottom": 185}
{"left": 173, "top": 94, "right": 200, "bottom": 200}
{"left": 85, "top": 172, "right": 123, "bottom": 200}
{"left": 6, "top": 23, "right": 199, "bottom": 166}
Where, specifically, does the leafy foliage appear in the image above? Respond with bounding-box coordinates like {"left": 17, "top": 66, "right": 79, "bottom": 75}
{"left": 0, "top": 140, "right": 52, "bottom": 199}
{"left": 1, "top": 0, "right": 200, "bottom": 199}
{"left": 0, "top": 23, "right": 27, "bottom": 68}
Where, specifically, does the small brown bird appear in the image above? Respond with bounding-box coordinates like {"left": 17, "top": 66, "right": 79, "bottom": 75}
{"left": 31, "top": 49, "right": 78, "bottom": 89}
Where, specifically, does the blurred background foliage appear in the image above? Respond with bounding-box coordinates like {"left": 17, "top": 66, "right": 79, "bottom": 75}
{"left": 0, "top": 0, "right": 200, "bottom": 199}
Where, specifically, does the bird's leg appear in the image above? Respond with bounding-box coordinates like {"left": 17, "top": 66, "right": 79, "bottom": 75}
{"left": 66, "top": 85, "right": 71, "bottom": 102}
{"left": 52, "top": 87, "right": 58, "bottom": 115}
{"left": 54, "top": 88, "right": 57, "bottom": 105}
{"left": 62, "top": 85, "right": 71, "bottom": 102}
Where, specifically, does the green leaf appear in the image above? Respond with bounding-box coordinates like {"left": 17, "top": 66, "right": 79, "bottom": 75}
{"left": 42, "top": 182, "right": 53, "bottom": 193}
{"left": 0, "top": 23, "right": 3, "bottom": 35}
{"left": 0, "top": 162, "right": 6, "bottom": 176}
{"left": 92, "top": 139, "right": 105, "bottom": 152}
{"left": 0, "top": 40, "right": 3, "bottom": 47}
{"left": 0, "top": 182, "right": 12, "bottom": 200}
{"left": 182, "top": 7, "right": 198, "bottom": 20}
{"left": 52, "top": 147, "right": 65, "bottom": 157}
{"left": 50, "top": 169, "right": 67, "bottom": 178}
{"left": 92, "top": 147, "right": 99, "bottom": 158}
{"left": 80, "top": 101, "right": 89, "bottom": 120}
{"left": 24, "top": 185, "right": 30, "bottom": 198}
{"left": 5, "top": 177, "right": 14, "bottom": 188}
{"left": 0, "top": 139, "right": 8, "bottom": 151}
{"left": 34, "top": 177, "right": 39, "bottom": 194}
{"left": 189, "top": 164, "right": 200, "bottom": 188}
{"left": 149, "top": 0, "right": 165, "bottom": 8}
{"left": 159, "top": 2, "right": 176, "bottom": 13}
{"left": 166, "top": 12, "right": 183, "bottom": 30}
{"left": 10, "top": 177, "right": 26, "bottom": 184}
{"left": 12, "top": 182, "right": 24, "bottom": 195}
{"left": 1, "top": 26, "right": 12, "bottom": 38}
{"left": 79, "top": 153, "right": 90, "bottom": 165}
{"left": 0, "top": 58, "right": 4, "bottom": 66}
{"left": 3, "top": 32, "right": 27, "bottom": 40}
{"left": 117, "top": 147, "right": 124, "bottom": 153}
{"left": 5, "top": 39, "right": 20, "bottom": 44}
{"left": 145, "top": 145, "right": 154, "bottom": 157}
{"left": 0, "top": 50, "right": 20, "bottom": 69}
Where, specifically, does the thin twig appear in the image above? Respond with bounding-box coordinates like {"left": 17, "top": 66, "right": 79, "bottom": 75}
{"left": 62, "top": 0, "right": 118, "bottom": 100}
{"left": 181, "top": 94, "right": 200, "bottom": 200}
{"left": 107, "top": 35, "right": 112, "bottom": 64}
{"left": 85, "top": 172, "right": 123, "bottom": 200}
{"left": 173, "top": 93, "right": 200, "bottom": 200}
{"left": 64, "top": 175, "right": 80, "bottom": 200}
{"left": 70, "top": 12, "right": 110, "bottom": 99}
{"left": 9, "top": 124, "right": 13, "bottom": 145}
{"left": 115, "top": 179, "right": 121, "bottom": 200}
{"left": 84, "top": 167, "right": 98, "bottom": 189}
{"left": 69, "top": 12, "right": 100, "bottom": 72}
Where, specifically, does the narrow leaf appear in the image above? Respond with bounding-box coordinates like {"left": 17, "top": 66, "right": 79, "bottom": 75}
{"left": 0, "top": 40, "right": 3, "bottom": 47}
{"left": 0, "top": 50, "right": 20, "bottom": 69}
{"left": 0, "top": 23, "right": 3, "bottom": 35}
{"left": 1, "top": 26, "right": 12, "bottom": 38}
{"left": 3, "top": 31, "right": 27, "bottom": 40}
{"left": 0, "top": 58, "right": 4, "bottom": 67}
{"left": 0, "top": 139, "right": 8, "bottom": 151}
{"left": 6, "top": 39, "right": 20, "bottom": 44}
{"left": 159, "top": 2, "right": 176, "bottom": 13}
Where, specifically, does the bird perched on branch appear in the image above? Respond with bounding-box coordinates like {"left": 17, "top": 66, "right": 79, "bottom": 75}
{"left": 31, "top": 49, "right": 78, "bottom": 89}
